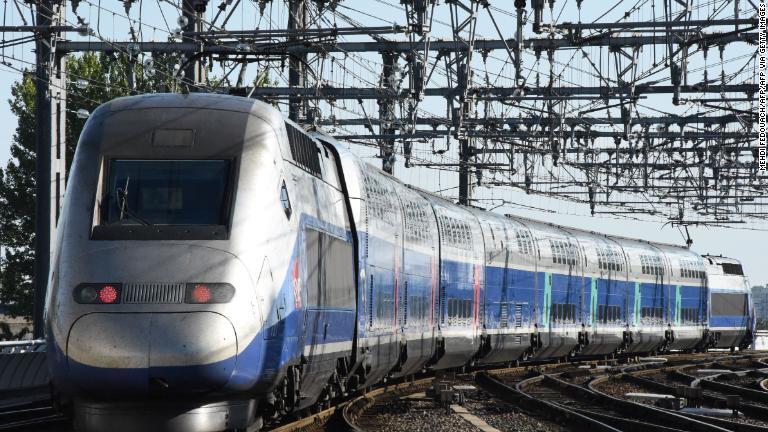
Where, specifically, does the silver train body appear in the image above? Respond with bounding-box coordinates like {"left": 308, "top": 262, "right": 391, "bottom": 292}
{"left": 45, "top": 94, "right": 754, "bottom": 431}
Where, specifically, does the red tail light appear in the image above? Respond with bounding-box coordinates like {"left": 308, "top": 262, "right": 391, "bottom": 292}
{"left": 185, "top": 283, "right": 234, "bottom": 304}
{"left": 98, "top": 285, "right": 119, "bottom": 303}
{"left": 74, "top": 284, "right": 122, "bottom": 304}
{"left": 191, "top": 284, "right": 212, "bottom": 303}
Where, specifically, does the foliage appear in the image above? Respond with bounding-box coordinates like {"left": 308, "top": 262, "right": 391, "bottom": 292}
{"left": 0, "top": 75, "right": 37, "bottom": 319}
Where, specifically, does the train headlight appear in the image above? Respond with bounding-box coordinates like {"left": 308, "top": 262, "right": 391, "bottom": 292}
{"left": 184, "top": 283, "right": 235, "bottom": 304}
{"left": 74, "top": 283, "right": 122, "bottom": 304}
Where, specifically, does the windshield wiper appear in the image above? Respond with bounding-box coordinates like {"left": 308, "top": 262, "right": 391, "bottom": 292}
{"left": 116, "top": 177, "right": 152, "bottom": 226}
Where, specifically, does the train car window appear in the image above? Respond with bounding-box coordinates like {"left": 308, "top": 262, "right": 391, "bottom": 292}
{"left": 681, "top": 307, "right": 698, "bottom": 323}
{"left": 597, "top": 246, "right": 623, "bottom": 272}
{"left": 567, "top": 242, "right": 577, "bottom": 265}
{"left": 721, "top": 263, "right": 744, "bottom": 276}
{"left": 642, "top": 306, "right": 663, "bottom": 319}
{"left": 640, "top": 253, "right": 664, "bottom": 277}
{"left": 438, "top": 214, "right": 474, "bottom": 252}
{"left": 515, "top": 229, "right": 534, "bottom": 255}
{"left": 403, "top": 199, "right": 433, "bottom": 246}
{"left": 285, "top": 123, "right": 322, "bottom": 177}
{"left": 99, "top": 159, "right": 231, "bottom": 230}
{"left": 680, "top": 259, "right": 705, "bottom": 280}
{"left": 712, "top": 293, "right": 748, "bottom": 316}
{"left": 447, "top": 297, "right": 473, "bottom": 324}
{"left": 551, "top": 303, "right": 576, "bottom": 323}
{"left": 549, "top": 239, "right": 577, "bottom": 266}
{"left": 598, "top": 305, "right": 621, "bottom": 323}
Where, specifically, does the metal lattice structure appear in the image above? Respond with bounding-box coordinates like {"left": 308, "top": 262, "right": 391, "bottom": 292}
{"left": 0, "top": 1, "right": 764, "bottom": 332}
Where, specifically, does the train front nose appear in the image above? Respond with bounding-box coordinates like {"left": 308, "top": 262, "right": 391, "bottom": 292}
{"left": 67, "top": 311, "right": 237, "bottom": 395}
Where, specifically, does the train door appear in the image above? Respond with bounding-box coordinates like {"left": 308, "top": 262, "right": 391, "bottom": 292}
{"left": 647, "top": 247, "right": 670, "bottom": 344}
{"left": 529, "top": 226, "right": 542, "bottom": 354}
{"left": 662, "top": 252, "right": 673, "bottom": 328}
{"left": 304, "top": 228, "right": 326, "bottom": 363}
{"left": 564, "top": 234, "right": 582, "bottom": 340}
{"left": 576, "top": 241, "right": 587, "bottom": 333}
{"left": 508, "top": 223, "right": 537, "bottom": 356}
{"left": 351, "top": 165, "right": 403, "bottom": 386}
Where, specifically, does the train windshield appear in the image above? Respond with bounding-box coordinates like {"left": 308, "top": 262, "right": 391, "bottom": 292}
{"left": 103, "top": 159, "right": 231, "bottom": 226}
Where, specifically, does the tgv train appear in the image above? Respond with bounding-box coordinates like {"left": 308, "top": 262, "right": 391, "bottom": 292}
{"left": 46, "top": 93, "right": 754, "bottom": 432}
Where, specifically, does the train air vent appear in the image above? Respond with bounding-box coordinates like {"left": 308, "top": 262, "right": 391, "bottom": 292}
{"left": 500, "top": 303, "right": 508, "bottom": 328}
{"left": 515, "top": 304, "right": 523, "bottom": 328}
{"left": 122, "top": 283, "right": 185, "bottom": 304}
{"left": 285, "top": 123, "right": 322, "bottom": 177}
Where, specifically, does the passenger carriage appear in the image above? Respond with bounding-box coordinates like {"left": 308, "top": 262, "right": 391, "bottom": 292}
{"left": 46, "top": 93, "right": 754, "bottom": 432}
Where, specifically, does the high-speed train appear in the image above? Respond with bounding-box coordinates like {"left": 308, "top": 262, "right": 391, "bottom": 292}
{"left": 45, "top": 93, "right": 754, "bottom": 432}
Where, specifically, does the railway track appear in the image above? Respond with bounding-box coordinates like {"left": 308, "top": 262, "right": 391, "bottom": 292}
{"left": 326, "top": 353, "right": 768, "bottom": 432}
{"left": 0, "top": 397, "right": 66, "bottom": 431}
{"left": 5, "top": 353, "right": 768, "bottom": 432}
{"left": 591, "top": 356, "right": 768, "bottom": 431}
{"left": 332, "top": 358, "right": 666, "bottom": 431}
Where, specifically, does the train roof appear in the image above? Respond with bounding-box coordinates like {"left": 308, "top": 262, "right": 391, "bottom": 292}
{"left": 312, "top": 126, "right": 694, "bottom": 254}
{"left": 106, "top": 92, "right": 263, "bottom": 112}
{"left": 503, "top": 212, "right": 691, "bottom": 251}
{"left": 702, "top": 255, "right": 743, "bottom": 265}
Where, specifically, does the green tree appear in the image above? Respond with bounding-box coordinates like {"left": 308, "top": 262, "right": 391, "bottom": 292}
{"left": 0, "top": 52, "right": 185, "bottom": 319}
{"left": 0, "top": 75, "right": 37, "bottom": 319}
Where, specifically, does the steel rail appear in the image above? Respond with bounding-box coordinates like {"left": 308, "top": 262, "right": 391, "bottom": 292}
{"left": 476, "top": 371, "right": 622, "bottom": 432}
{"left": 586, "top": 374, "right": 733, "bottom": 432}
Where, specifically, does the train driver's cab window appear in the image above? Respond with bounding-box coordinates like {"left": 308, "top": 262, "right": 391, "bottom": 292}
{"left": 93, "top": 159, "right": 232, "bottom": 240}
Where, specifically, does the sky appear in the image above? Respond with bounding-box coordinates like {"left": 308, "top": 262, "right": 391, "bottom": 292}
{"left": 0, "top": 0, "right": 765, "bottom": 285}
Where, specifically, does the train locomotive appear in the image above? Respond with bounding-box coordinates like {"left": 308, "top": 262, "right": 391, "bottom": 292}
{"left": 45, "top": 93, "right": 754, "bottom": 432}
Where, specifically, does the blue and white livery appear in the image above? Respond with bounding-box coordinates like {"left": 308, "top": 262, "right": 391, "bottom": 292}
{"left": 46, "top": 93, "right": 754, "bottom": 432}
